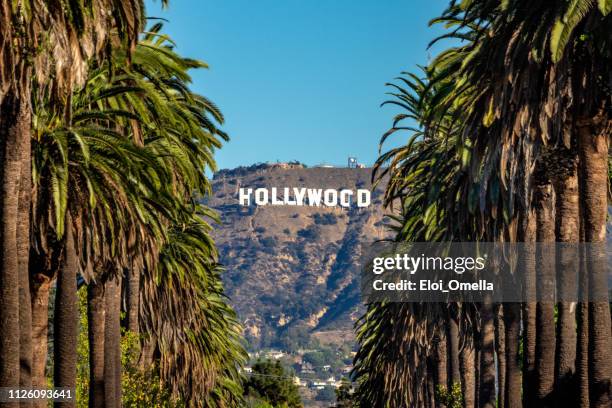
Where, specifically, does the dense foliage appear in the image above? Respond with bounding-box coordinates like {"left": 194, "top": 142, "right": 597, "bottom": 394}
{"left": 0, "top": 0, "right": 246, "bottom": 404}
{"left": 353, "top": 1, "right": 612, "bottom": 407}
{"left": 244, "top": 360, "right": 303, "bottom": 408}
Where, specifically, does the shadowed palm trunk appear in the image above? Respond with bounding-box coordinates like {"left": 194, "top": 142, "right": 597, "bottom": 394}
{"left": 521, "top": 208, "right": 537, "bottom": 408}
{"left": 575, "top": 131, "right": 590, "bottom": 408}
{"left": 460, "top": 333, "right": 476, "bottom": 408}
{"left": 474, "top": 343, "right": 480, "bottom": 404}
{"left": 87, "top": 281, "right": 106, "bottom": 408}
{"left": 495, "top": 305, "right": 506, "bottom": 408}
{"left": 478, "top": 300, "right": 496, "bottom": 408}
{"left": 553, "top": 151, "right": 578, "bottom": 408}
{"left": 30, "top": 272, "right": 51, "bottom": 408}
{"left": 435, "top": 325, "right": 448, "bottom": 394}
{"left": 427, "top": 357, "right": 436, "bottom": 408}
{"left": 0, "top": 88, "right": 29, "bottom": 399}
{"left": 53, "top": 220, "right": 78, "bottom": 408}
{"left": 30, "top": 248, "right": 60, "bottom": 408}
{"left": 104, "top": 276, "right": 122, "bottom": 408}
{"left": 534, "top": 170, "right": 556, "bottom": 408}
{"left": 503, "top": 302, "right": 522, "bottom": 408}
{"left": 576, "top": 299, "right": 590, "bottom": 408}
{"left": 577, "top": 120, "right": 611, "bottom": 407}
{"left": 434, "top": 328, "right": 448, "bottom": 406}
{"left": 447, "top": 305, "right": 461, "bottom": 389}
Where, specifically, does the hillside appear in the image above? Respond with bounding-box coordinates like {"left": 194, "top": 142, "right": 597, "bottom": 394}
{"left": 206, "top": 163, "right": 391, "bottom": 350}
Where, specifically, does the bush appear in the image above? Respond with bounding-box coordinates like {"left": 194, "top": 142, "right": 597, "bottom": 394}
{"left": 297, "top": 225, "right": 320, "bottom": 240}
{"left": 316, "top": 386, "right": 336, "bottom": 401}
{"left": 312, "top": 213, "right": 337, "bottom": 225}
{"left": 260, "top": 237, "right": 277, "bottom": 248}
{"left": 435, "top": 383, "right": 463, "bottom": 408}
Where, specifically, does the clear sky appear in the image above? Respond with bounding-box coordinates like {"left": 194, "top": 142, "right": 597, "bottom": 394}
{"left": 145, "top": 1, "right": 450, "bottom": 170}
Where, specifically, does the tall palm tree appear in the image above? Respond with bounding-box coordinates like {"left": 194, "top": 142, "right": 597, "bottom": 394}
{"left": 354, "top": 66, "right": 478, "bottom": 407}
{"left": 86, "top": 281, "right": 105, "bottom": 408}
{"left": 53, "top": 214, "right": 78, "bottom": 408}
{"left": 0, "top": 2, "right": 145, "bottom": 393}
{"left": 31, "top": 23, "right": 243, "bottom": 406}
{"left": 435, "top": 2, "right": 611, "bottom": 406}
{"left": 31, "top": 75, "right": 167, "bottom": 404}
{"left": 356, "top": 2, "right": 611, "bottom": 407}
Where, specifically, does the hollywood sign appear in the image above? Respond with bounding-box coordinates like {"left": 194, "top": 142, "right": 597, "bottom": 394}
{"left": 239, "top": 187, "right": 371, "bottom": 208}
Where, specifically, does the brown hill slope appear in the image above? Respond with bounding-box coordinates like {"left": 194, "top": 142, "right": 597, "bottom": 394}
{"left": 206, "top": 163, "right": 391, "bottom": 349}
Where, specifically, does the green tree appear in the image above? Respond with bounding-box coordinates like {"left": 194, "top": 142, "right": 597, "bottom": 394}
{"left": 315, "top": 387, "right": 335, "bottom": 402}
{"left": 334, "top": 378, "right": 354, "bottom": 408}
{"left": 244, "top": 360, "right": 302, "bottom": 408}
{"left": 30, "top": 23, "right": 245, "bottom": 408}
{"left": 355, "top": 1, "right": 612, "bottom": 408}
{"left": 303, "top": 352, "right": 326, "bottom": 368}
{"left": 0, "top": 0, "right": 145, "bottom": 396}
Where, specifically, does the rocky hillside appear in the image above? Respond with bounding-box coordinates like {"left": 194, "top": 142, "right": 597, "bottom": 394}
{"left": 205, "top": 163, "right": 391, "bottom": 349}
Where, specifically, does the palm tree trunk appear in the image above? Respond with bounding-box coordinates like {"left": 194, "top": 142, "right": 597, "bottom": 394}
{"left": 434, "top": 328, "right": 448, "bottom": 406}
{"left": 495, "top": 305, "right": 506, "bottom": 408}
{"left": 575, "top": 136, "right": 590, "bottom": 408}
{"left": 87, "top": 281, "right": 106, "bottom": 408}
{"left": 126, "top": 264, "right": 139, "bottom": 335}
{"left": 427, "top": 357, "right": 436, "bottom": 408}
{"left": 478, "top": 300, "right": 496, "bottom": 408}
{"left": 576, "top": 300, "right": 590, "bottom": 408}
{"left": 534, "top": 173, "right": 556, "bottom": 407}
{"left": 17, "top": 103, "right": 32, "bottom": 398}
{"left": 447, "top": 305, "right": 461, "bottom": 389}
{"left": 503, "top": 302, "right": 522, "bottom": 408}
{"left": 460, "top": 334, "right": 476, "bottom": 408}
{"left": 520, "top": 207, "right": 537, "bottom": 408}
{"left": 433, "top": 324, "right": 448, "bottom": 407}
{"left": 104, "top": 276, "right": 122, "bottom": 408}
{"left": 53, "top": 220, "right": 78, "bottom": 408}
{"left": 577, "top": 121, "right": 611, "bottom": 407}
{"left": 553, "top": 152, "right": 579, "bottom": 408}
{"left": 0, "top": 88, "right": 29, "bottom": 399}
{"left": 30, "top": 273, "right": 51, "bottom": 408}
{"left": 475, "top": 344, "right": 481, "bottom": 406}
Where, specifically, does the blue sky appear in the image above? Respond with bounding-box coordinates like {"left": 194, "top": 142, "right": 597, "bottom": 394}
{"left": 145, "top": 1, "right": 450, "bottom": 170}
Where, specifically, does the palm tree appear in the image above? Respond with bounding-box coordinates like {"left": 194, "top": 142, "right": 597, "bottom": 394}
{"left": 553, "top": 150, "right": 579, "bottom": 407}
{"left": 427, "top": 1, "right": 611, "bottom": 406}
{"left": 31, "top": 74, "right": 167, "bottom": 405}
{"left": 86, "top": 281, "right": 105, "bottom": 408}
{"left": 448, "top": 1, "right": 610, "bottom": 405}
{"left": 356, "top": 2, "right": 611, "bottom": 407}
{"left": 103, "top": 276, "right": 121, "bottom": 408}
{"left": 534, "top": 163, "right": 555, "bottom": 407}
{"left": 53, "top": 215, "right": 78, "bottom": 408}
{"left": 354, "top": 66, "right": 477, "bottom": 407}
{"left": 30, "top": 23, "right": 244, "bottom": 406}
{"left": 503, "top": 301, "right": 521, "bottom": 408}
{"left": 0, "top": 1, "right": 145, "bottom": 393}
